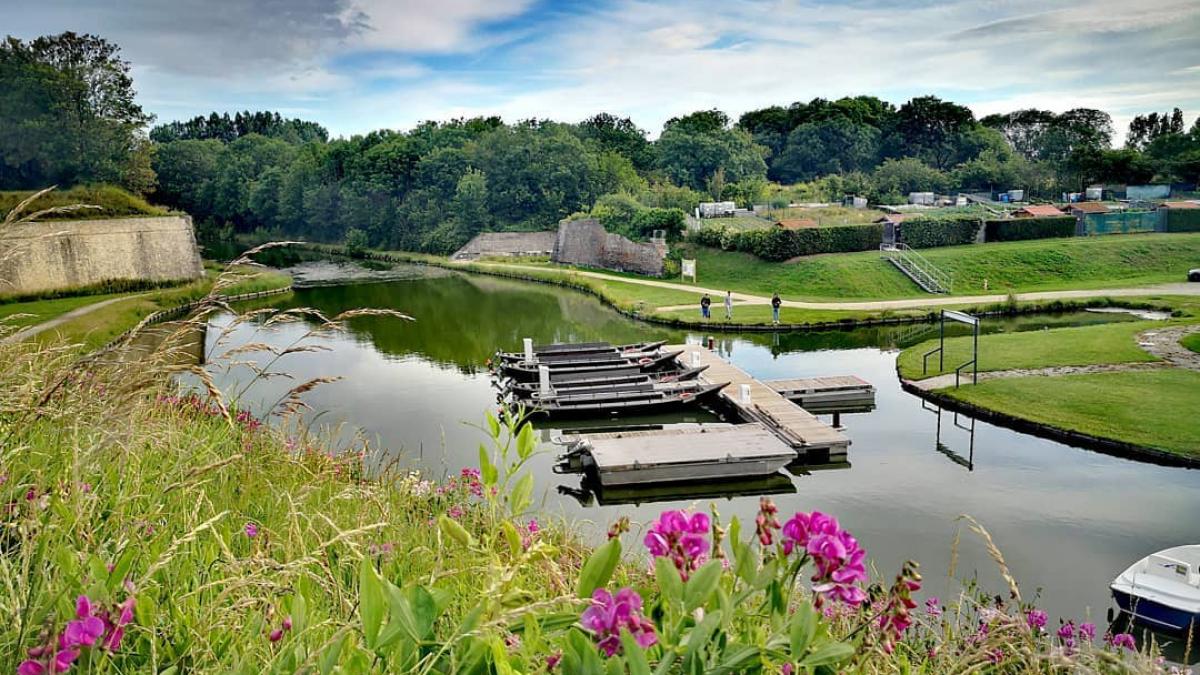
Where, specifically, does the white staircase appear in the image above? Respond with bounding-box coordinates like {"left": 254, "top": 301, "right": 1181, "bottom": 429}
{"left": 880, "top": 244, "right": 952, "bottom": 294}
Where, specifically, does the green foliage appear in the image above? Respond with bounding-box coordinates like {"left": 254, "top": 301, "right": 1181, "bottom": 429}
{"left": 0, "top": 32, "right": 153, "bottom": 193}
{"left": 656, "top": 123, "right": 767, "bottom": 191}
{"left": 899, "top": 214, "right": 980, "bottom": 248}
{"left": 869, "top": 158, "right": 950, "bottom": 202}
{"left": 985, "top": 216, "right": 1076, "bottom": 242}
{"left": 343, "top": 228, "right": 369, "bottom": 255}
{"left": 150, "top": 110, "right": 328, "bottom": 144}
{"left": 0, "top": 184, "right": 165, "bottom": 220}
{"left": 692, "top": 222, "right": 883, "bottom": 261}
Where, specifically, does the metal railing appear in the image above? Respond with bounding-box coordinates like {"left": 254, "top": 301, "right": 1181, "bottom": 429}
{"left": 880, "top": 243, "right": 952, "bottom": 294}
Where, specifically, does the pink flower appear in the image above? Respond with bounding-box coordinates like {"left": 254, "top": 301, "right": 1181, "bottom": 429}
{"left": 925, "top": 596, "right": 942, "bottom": 617}
{"left": 1079, "top": 622, "right": 1096, "bottom": 641}
{"left": 62, "top": 617, "right": 105, "bottom": 648}
{"left": 527, "top": 518, "right": 540, "bottom": 534}
{"left": 546, "top": 652, "right": 562, "bottom": 670}
{"left": 755, "top": 498, "right": 781, "bottom": 547}
{"left": 245, "top": 522, "right": 259, "bottom": 538}
{"left": 1026, "top": 609, "right": 1047, "bottom": 631}
{"left": 17, "top": 661, "right": 46, "bottom": 675}
{"left": 877, "top": 561, "right": 921, "bottom": 654}
{"left": 269, "top": 628, "right": 283, "bottom": 642}
{"left": 580, "top": 587, "right": 657, "bottom": 657}
{"left": 282, "top": 616, "right": 293, "bottom": 631}
{"left": 782, "top": 511, "right": 868, "bottom": 606}
{"left": 1107, "top": 632, "right": 1137, "bottom": 651}
{"left": 781, "top": 664, "right": 794, "bottom": 675}
{"left": 52, "top": 650, "right": 78, "bottom": 673}
{"left": 643, "top": 510, "right": 710, "bottom": 581}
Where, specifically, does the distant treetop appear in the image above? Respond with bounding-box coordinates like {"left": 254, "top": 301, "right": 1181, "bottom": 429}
{"left": 150, "top": 111, "right": 329, "bottom": 144}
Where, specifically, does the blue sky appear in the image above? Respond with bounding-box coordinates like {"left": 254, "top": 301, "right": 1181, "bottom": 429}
{"left": 8, "top": 0, "right": 1200, "bottom": 139}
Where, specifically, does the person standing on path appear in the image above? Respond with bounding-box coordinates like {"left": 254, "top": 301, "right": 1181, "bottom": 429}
{"left": 771, "top": 293, "right": 782, "bottom": 324}
{"left": 700, "top": 293, "right": 711, "bottom": 320}
{"left": 724, "top": 291, "right": 733, "bottom": 320}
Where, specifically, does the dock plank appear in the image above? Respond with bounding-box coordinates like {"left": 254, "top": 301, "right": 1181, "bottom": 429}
{"left": 668, "top": 346, "right": 851, "bottom": 452}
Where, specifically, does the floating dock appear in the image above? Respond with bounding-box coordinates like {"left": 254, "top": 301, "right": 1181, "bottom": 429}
{"left": 557, "top": 424, "right": 798, "bottom": 485}
{"left": 765, "top": 375, "right": 876, "bottom": 414}
{"left": 669, "top": 346, "right": 851, "bottom": 455}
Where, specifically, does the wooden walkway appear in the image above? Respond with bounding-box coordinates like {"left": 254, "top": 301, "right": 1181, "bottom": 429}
{"left": 669, "top": 346, "right": 850, "bottom": 454}
{"left": 581, "top": 425, "right": 797, "bottom": 485}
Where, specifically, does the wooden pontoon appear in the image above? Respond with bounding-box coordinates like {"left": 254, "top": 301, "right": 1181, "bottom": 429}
{"left": 765, "top": 375, "right": 876, "bottom": 414}
{"left": 504, "top": 365, "right": 708, "bottom": 398}
{"left": 500, "top": 349, "right": 682, "bottom": 382}
{"left": 496, "top": 340, "right": 665, "bottom": 363}
{"left": 524, "top": 381, "right": 727, "bottom": 419}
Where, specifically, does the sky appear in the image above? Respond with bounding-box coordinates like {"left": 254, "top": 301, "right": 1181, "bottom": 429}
{"left": 6, "top": 0, "right": 1200, "bottom": 140}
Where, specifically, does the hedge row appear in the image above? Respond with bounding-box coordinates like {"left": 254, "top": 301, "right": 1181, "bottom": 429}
{"left": 1165, "top": 208, "right": 1200, "bottom": 233}
{"left": 984, "top": 216, "right": 1076, "bottom": 242}
{"left": 691, "top": 223, "right": 883, "bottom": 261}
{"left": 899, "top": 215, "right": 980, "bottom": 248}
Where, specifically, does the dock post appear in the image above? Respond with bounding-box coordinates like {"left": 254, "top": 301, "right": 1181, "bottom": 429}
{"left": 739, "top": 384, "right": 751, "bottom": 404}
{"left": 539, "top": 365, "right": 552, "bottom": 399}
{"left": 523, "top": 338, "right": 534, "bottom": 363}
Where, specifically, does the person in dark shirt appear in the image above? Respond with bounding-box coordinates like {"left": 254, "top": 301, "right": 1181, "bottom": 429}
{"left": 700, "top": 293, "right": 711, "bottom": 319}
{"left": 771, "top": 293, "right": 782, "bottom": 324}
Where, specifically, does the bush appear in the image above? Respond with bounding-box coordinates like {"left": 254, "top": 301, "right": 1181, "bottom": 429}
{"left": 344, "top": 227, "right": 369, "bottom": 255}
{"left": 985, "top": 216, "right": 1076, "bottom": 242}
{"left": 690, "top": 223, "right": 883, "bottom": 261}
{"left": 900, "top": 214, "right": 980, "bottom": 248}
{"left": 1165, "top": 208, "right": 1200, "bottom": 232}
{"left": 0, "top": 184, "right": 167, "bottom": 220}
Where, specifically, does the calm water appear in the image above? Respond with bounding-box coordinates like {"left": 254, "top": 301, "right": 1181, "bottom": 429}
{"left": 206, "top": 263, "right": 1200, "bottom": 643}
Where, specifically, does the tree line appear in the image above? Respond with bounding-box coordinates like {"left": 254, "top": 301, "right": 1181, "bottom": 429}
{"left": 3, "top": 32, "right": 1200, "bottom": 254}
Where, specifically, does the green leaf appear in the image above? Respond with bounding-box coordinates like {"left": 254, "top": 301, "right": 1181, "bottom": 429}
{"left": 509, "top": 472, "right": 534, "bottom": 515}
{"left": 683, "top": 560, "right": 723, "bottom": 612}
{"left": 654, "top": 556, "right": 683, "bottom": 604}
{"left": 501, "top": 521, "right": 522, "bottom": 556}
{"left": 516, "top": 421, "right": 536, "bottom": 460}
{"left": 291, "top": 592, "right": 308, "bottom": 635}
{"left": 789, "top": 601, "right": 817, "bottom": 657}
{"left": 709, "top": 645, "right": 762, "bottom": 675}
{"left": 358, "top": 557, "right": 385, "bottom": 650}
{"left": 683, "top": 610, "right": 722, "bottom": 672}
{"left": 439, "top": 515, "right": 475, "bottom": 547}
{"left": 486, "top": 411, "right": 501, "bottom": 440}
{"left": 799, "top": 641, "right": 855, "bottom": 668}
{"left": 406, "top": 585, "right": 438, "bottom": 641}
{"left": 318, "top": 633, "right": 346, "bottom": 675}
{"left": 564, "top": 629, "right": 606, "bottom": 675}
{"left": 620, "top": 629, "right": 652, "bottom": 675}
{"left": 577, "top": 537, "right": 622, "bottom": 598}
{"left": 479, "top": 443, "right": 498, "bottom": 486}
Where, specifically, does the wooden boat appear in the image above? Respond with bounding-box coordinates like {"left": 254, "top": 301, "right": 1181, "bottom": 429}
{"left": 500, "top": 347, "right": 674, "bottom": 371}
{"left": 516, "top": 379, "right": 714, "bottom": 405}
{"left": 1111, "top": 545, "right": 1200, "bottom": 633}
{"left": 496, "top": 340, "right": 665, "bottom": 363}
{"left": 519, "top": 381, "right": 726, "bottom": 419}
{"left": 504, "top": 365, "right": 709, "bottom": 398}
{"left": 501, "top": 350, "right": 682, "bottom": 382}
{"left": 553, "top": 424, "right": 797, "bottom": 485}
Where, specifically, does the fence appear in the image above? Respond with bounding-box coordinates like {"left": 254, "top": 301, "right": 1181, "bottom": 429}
{"left": 1077, "top": 210, "right": 1162, "bottom": 236}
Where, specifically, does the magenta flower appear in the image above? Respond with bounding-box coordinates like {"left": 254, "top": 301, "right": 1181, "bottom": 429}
{"left": 17, "top": 661, "right": 45, "bottom": 675}
{"left": 1079, "top": 622, "right": 1096, "bottom": 641}
{"left": 877, "top": 561, "right": 921, "bottom": 654}
{"left": 580, "top": 587, "right": 657, "bottom": 657}
{"left": 925, "top": 596, "right": 942, "bottom": 617}
{"left": 781, "top": 663, "right": 794, "bottom": 675}
{"left": 527, "top": 518, "right": 540, "bottom": 534}
{"left": 1025, "top": 609, "right": 1047, "bottom": 631}
{"left": 269, "top": 628, "right": 283, "bottom": 642}
{"left": 643, "top": 510, "right": 710, "bottom": 581}
{"left": 1107, "top": 632, "right": 1137, "bottom": 651}
{"left": 62, "top": 617, "right": 104, "bottom": 648}
{"left": 546, "top": 652, "right": 562, "bottom": 670}
{"left": 781, "top": 511, "right": 868, "bottom": 606}
{"left": 245, "top": 522, "right": 259, "bottom": 538}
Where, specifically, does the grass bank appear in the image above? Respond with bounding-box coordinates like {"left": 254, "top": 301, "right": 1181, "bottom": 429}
{"left": 3, "top": 264, "right": 291, "bottom": 351}
{"left": 0, "top": 184, "right": 168, "bottom": 220}
{"left": 1184, "top": 332, "right": 1200, "bottom": 353}
{"left": 0, "top": 307, "right": 1168, "bottom": 672}
{"left": 942, "top": 369, "right": 1200, "bottom": 458}
{"left": 675, "top": 232, "right": 1200, "bottom": 300}
{"left": 897, "top": 321, "right": 1164, "bottom": 380}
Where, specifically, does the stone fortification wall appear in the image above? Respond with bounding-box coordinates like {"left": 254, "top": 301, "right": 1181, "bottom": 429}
{"left": 451, "top": 231, "right": 557, "bottom": 260}
{"left": 551, "top": 219, "right": 666, "bottom": 276}
{"left": 0, "top": 216, "right": 204, "bottom": 295}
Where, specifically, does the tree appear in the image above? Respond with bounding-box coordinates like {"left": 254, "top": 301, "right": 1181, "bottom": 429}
{"left": 870, "top": 158, "right": 949, "bottom": 202}
{"left": 576, "top": 114, "right": 653, "bottom": 170}
{"left": 0, "top": 32, "right": 153, "bottom": 191}
{"left": 151, "top": 111, "right": 328, "bottom": 144}
{"left": 1126, "top": 108, "right": 1185, "bottom": 151}
{"left": 452, "top": 168, "right": 489, "bottom": 238}
{"left": 885, "top": 96, "right": 976, "bottom": 169}
{"left": 656, "top": 123, "right": 767, "bottom": 191}
{"left": 663, "top": 109, "right": 730, "bottom": 135}
{"left": 772, "top": 118, "right": 880, "bottom": 182}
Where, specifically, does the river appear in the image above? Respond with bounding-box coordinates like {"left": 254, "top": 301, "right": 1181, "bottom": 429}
{"left": 205, "top": 262, "right": 1200, "bottom": 647}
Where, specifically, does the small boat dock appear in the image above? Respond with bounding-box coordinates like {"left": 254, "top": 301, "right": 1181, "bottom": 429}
{"left": 669, "top": 345, "right": 851, "bottom": 455}
{"left": 765, "top": 375, "right": 876, "bottom": 415}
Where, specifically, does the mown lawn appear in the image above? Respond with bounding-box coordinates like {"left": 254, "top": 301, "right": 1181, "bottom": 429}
{"left": 674, "top": 233, "right": 1200, "bottom": 301}
{"left": 944, "top": 369, "right": 1200, "bottom": 457}
{"left": 0, "top": 293, "right": 141, "bottom": 329}
{"left": 897, "top": 321, "right": 1164, "bottom": 380}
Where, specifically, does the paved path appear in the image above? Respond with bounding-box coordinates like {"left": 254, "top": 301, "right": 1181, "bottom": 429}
{"left": 907, "top": 324, "right": 1200, "bottom": 391}
{"left": 465, "top": 262, "right": 1200, "bottom": 311}
{"left": 1, "top": 294, "right": 144, "bottom": 344}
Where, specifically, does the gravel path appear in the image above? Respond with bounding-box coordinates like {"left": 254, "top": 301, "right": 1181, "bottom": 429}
{"left": 1, "top": 294, "right": 145, "bottom": 344}
{"left": 1136, "top": 324, "right": 1200, "bottom": 371}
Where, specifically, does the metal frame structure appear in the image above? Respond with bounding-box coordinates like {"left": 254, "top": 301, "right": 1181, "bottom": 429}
{"left": 922, "top": 310, "right": 980, "bottom": 387}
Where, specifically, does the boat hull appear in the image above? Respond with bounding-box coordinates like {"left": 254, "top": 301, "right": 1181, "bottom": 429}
{"left": 1112, "top": 589, "right": 1200, "bottom": 633}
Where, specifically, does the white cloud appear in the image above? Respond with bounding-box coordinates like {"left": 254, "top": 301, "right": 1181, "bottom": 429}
{"left": 339, "top": 0, "right": 534, "bottom": 52}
